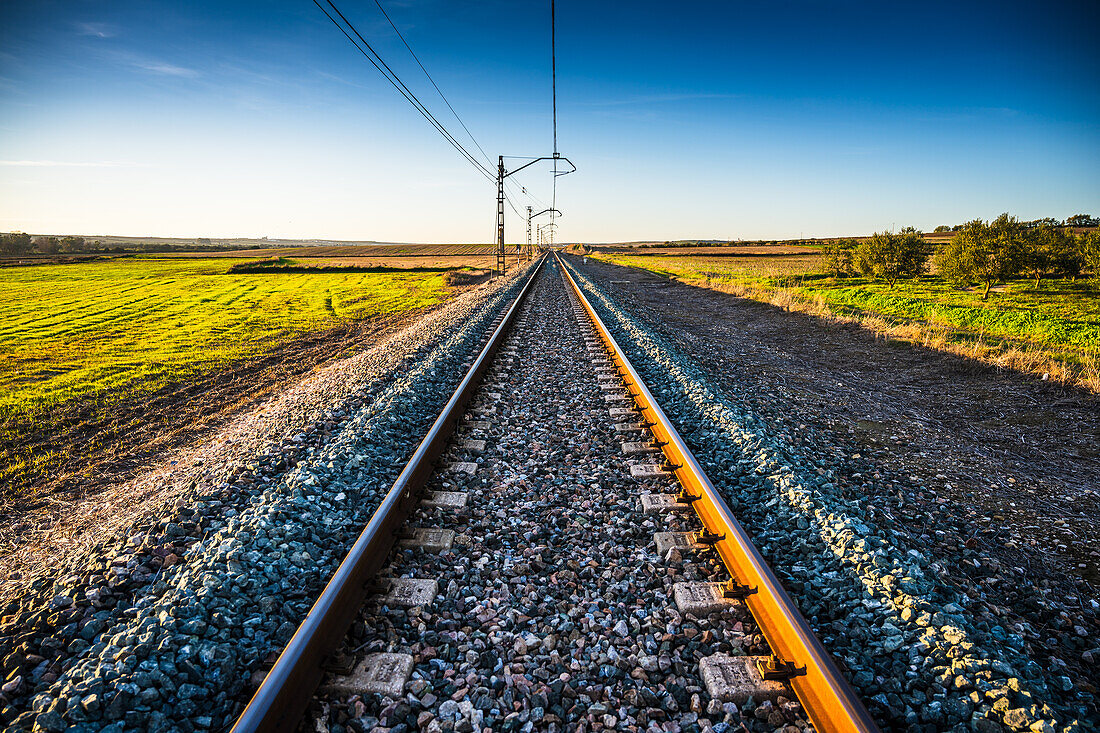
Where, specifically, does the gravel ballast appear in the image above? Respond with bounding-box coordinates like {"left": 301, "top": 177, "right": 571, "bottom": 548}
{"left": 0, "top": 263, "right": 536, "bottom": 732}
{"left": 6, "top": 252, "right": 1094, "bottom": 732}
{"left": 309, "top": 258, "right": 814, "bottom": 733}
{"left": 561, "top": 257, "right": 1097, "bottom": 732}
{"left": 558, "top": 259, "right": 1100, "bottom": 726}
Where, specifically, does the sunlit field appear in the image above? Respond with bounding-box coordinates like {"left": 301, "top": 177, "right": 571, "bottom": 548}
{"left": 592, "top": 250, "right": 1100, "bottom": 389}
{"left": 0, "top": 257, "right": 454, "bottom": 420}
{"left": 0, "top": 256, "right": 463, "bottom": 495}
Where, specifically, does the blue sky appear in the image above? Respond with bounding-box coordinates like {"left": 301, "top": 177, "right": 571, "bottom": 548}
{"left": 1, "top": 0, "right": 1097, "bottom": 242}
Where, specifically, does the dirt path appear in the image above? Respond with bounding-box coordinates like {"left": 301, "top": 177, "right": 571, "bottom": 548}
{"left": 576, "top": 258, "right": 1100, "bottom": 590}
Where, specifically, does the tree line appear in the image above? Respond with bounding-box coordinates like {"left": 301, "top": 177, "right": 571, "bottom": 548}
{"left": 822, "top": 214, "right": 1100, "bottom": 299}
{"left": 932, "top": 213, "right": 1098, "bottom": 233}
{"left": 0, "top": 233, "right": 94, "bottom": 255}
{"left": 0, "top": 234, "right": 261, "bottom": 256}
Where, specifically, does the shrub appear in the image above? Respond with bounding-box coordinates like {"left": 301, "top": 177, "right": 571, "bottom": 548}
{"left": 443, "top": 268, "right": 490, "bottom": 286}
{"left": 853, "top": 228, "right": 928, "bottom": 287}
{"left": 821, "top": 238, "right": 859, "bottom": 277}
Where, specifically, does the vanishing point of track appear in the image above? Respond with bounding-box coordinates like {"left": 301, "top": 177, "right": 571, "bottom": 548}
{"left": 232, "top": 254, "right": 878, "bottom": 732}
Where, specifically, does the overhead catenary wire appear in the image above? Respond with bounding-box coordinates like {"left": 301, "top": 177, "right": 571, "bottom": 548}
{"left": 313, "top": 0, "right": 495, "bottom": 184}
{"left": 370, "top": 0, "right": 495, "bottom": 171}
{"left": 366, "top": 1, "right": 547, "bottom": 223}
{"left": 499, "top": 157, "right": 559, "bottom": 213}
{"left": 317, "top": 0, "right": 535, "bottom": 221}
{"left": 552, "top": 0, "right": 558, "bottom": 158}
{"left": 315, "top": 0, "right": 553, "bottom": 243}
{"left": 514, "top": 183, "right": 549, "bottom": 211}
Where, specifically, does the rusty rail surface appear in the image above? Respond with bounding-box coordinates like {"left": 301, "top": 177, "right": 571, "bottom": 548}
{"left": 558, "top": 253, "right": 880, "bottom": 733}
{"left": 232, "top": 256, "right": 546, "bottom": 733}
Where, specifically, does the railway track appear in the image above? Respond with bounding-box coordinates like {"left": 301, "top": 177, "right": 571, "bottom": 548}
{"left": 232, "top": 254, "right": 876, "bottom": 733}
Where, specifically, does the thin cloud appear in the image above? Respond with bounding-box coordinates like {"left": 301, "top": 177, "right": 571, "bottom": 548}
{"left": 76, "top": 22, "right": 117, "bottom": 39}
{"left": 135, "top": 61, "right": 200, "bottom": 78}
{"left": 97, "top": 48, "right": 202, "bottom": 80}
{"left": 0, "top": 160, "right": 147, "bottom": 168}
{"left": 316, "top": 70, "right": 371, "bottom": 90}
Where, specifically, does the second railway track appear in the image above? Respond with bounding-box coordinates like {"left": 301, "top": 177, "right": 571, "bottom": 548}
{"left": 235, "top": 255, "right": 875, "bottom": 732}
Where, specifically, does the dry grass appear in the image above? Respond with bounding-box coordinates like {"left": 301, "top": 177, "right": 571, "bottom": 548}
{"left": 699, "top": 278, "right": 1100, "bottom": 393}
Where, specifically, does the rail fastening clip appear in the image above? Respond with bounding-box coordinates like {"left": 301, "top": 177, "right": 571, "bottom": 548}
{"left": 757, "top": 654, "right": 807, "bottom": 681}
{"left": 696, "top": 529, "right": 726, "bottom": 545}
{"left": 723, "top": 580, "right": 758, "bottom": 600}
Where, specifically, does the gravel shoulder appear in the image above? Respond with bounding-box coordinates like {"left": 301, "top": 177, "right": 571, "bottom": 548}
{"left": 566, "top": 256, "right": 1099, "bottom": 731}
{"left": 0, "top": 283, "right": 493, "bottom": 609}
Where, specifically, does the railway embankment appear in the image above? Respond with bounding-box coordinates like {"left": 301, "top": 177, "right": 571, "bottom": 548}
{"left": 564, "top": 256, "right": 1099, "bottom": 731}
{"left": 0, "top": 265, "right": 536, "bottom": 732}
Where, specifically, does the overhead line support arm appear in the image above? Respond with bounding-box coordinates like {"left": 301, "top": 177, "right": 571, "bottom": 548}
{"left": 494, "top": 155, "right": 575, "bottom": 275}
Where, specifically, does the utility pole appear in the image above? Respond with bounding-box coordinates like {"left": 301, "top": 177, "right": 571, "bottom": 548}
{"left": 526, "top": 206, "right": 533, "bottom": 262}
{"left": 496, "top": 155, "right": 506, "bottom": 276}
{"left": 493, "top": 154, "right": 574, "bottom": 269}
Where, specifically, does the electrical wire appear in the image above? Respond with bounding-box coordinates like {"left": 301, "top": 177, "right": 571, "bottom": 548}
{"left": 552, "top": 0, "right": 557, "bottom": 158}
{"left": 371, "top": 0, "right": 495, "bottom": 171}
{"left": 314, "top": 0, "right": 495, "bottom": 184}
{"left": 314, "top": 0, "right": 553, "bottom": 245}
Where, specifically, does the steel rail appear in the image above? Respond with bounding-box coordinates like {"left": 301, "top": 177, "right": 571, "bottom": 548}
{"left": 232, "top": 255, "right": 547, "bottom": 733}
{"left": 557, "top": 253, "right": 879, "bottom": 733}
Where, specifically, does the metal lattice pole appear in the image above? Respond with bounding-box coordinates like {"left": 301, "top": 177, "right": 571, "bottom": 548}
{"left": 526, "top": 206, "right": 533, "bottom": 261}
{"left": 496, "top": 156, "right": 506, "bottom": 275}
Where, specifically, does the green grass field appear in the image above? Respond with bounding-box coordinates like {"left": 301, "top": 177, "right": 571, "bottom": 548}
{"left": 0, "top": 257, "right": 451, "bottom": 426}
{"left": 591, "top": 251, "right": 1100, "bottom": 388}
{"left": 796, "top": 278, "right": 1100, "bottom": 352}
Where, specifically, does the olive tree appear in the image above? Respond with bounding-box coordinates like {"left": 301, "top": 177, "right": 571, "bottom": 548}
{"left": 1021, "top": 225, "right": 1087, "bottom": 285}
{"left": 853, "top": 228, "right": 929, "bottom": 288}
{"left": 35, "top": 236, "right": 60, "bottom": 254}
{"left": 1020, "top": 226, "right": 1057, "bottom": 286}
{"left": 1049, "top": 229, "right": 1084, "bottom": 280}
{"left": 60, "top": 236, "right": 85, "bottom": 253}
{"left": 934, "top": 214, "right": 1025, "bottom": 299}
